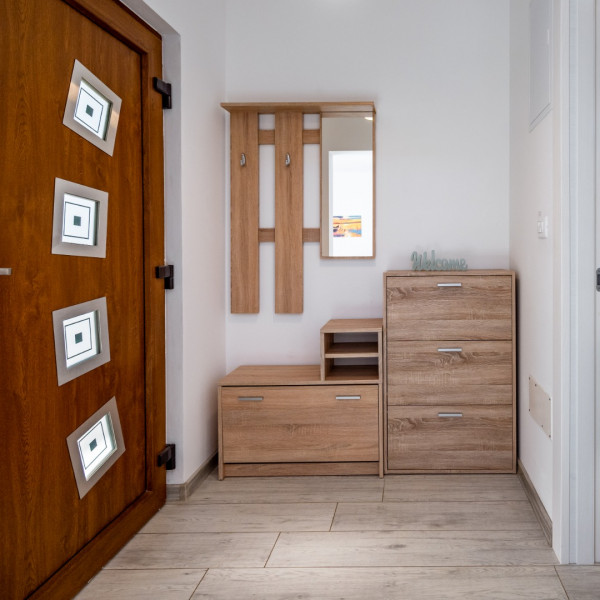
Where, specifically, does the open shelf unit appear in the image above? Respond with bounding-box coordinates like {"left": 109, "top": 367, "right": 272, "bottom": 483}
{"left": 320, "top": 318, "right": 383, "bottom": 382}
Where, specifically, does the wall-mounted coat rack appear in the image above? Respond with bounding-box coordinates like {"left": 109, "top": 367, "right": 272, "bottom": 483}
{"left": 221, "top": 101, "right": 375, "bottom": 314}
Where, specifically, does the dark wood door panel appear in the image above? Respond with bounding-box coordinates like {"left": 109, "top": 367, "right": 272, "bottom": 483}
{"left": 0, "top": 1, "right": 165, "bottom": 598}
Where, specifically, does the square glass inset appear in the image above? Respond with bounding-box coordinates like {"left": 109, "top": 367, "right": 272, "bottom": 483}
{"left": 73, "top": 79, "right": 112, "bottom": 141}
{"left": 62, "top": 194, "right": 98, "bottom": 246}
{"left": 53, "top": 297, "right": 110, "bottom": 386}
{"left": 77, "top": 413, "right": 117, "bottom": 481}
{"left": 66, "top": 396, "right": 125, "bottom": 499}
{"left": 63, "top": 60, "right": 122, "bottom": 156}
{"left": 63, "top": 310, "right": 99, "bottom": 368}
{"left": 52, "top": 178, "right": 108, "bottom": 258}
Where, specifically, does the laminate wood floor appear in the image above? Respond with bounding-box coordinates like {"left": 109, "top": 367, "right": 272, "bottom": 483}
{"left": 76, "top": 471, "right": 599, "bottom": 599}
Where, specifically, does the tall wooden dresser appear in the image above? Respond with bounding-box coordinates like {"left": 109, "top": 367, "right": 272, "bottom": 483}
{"left": 384, "top": 270, "right": 516, "bottom": 473}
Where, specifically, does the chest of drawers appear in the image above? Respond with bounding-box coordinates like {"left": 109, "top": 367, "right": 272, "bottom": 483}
{"left": 384, "top": 270, "right": 516, "bottom": 473}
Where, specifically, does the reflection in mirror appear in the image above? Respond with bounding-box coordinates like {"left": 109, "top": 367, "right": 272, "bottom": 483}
{"left": 321, "top": 114, "right": 374, "bottom": 257}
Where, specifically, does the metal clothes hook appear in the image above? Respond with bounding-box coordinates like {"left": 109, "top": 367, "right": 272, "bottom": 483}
{"left": 285, "top": 153, "right": 291, "bottom": 167}
{"left": 240, "top": 153, "right": 246, "bottom": 167}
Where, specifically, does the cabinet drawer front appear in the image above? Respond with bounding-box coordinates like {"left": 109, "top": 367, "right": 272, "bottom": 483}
{"left": 386, "top": 275, "right": 513, "bottom": 340}
{"left": 221, "top": 385, "right": 378, "bottom": 463}
{"left": 387, "top": 405, "right": 514, "bottom": 471}
{"left": 387, "top": 341, "right": 513, "bottom": 406}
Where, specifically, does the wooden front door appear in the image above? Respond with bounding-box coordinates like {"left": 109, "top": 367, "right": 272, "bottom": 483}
{"left": 0, "top": 1, "right": 166, "bottom": 597}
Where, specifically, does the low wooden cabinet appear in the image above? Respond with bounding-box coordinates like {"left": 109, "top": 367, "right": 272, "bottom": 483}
{"left": 218, "top": 366, "right": 381, "bottom": 479}
{"left": 384, "top": 270, "right": 516, "bottom": 473}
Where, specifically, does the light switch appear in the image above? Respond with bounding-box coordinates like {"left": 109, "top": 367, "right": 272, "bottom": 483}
{"left": 537, "top": 212, "right": 549, "bottom": 239}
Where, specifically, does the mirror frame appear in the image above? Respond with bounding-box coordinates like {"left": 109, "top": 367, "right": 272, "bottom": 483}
{"left": 320, "top": 107, "right": 375, "bottom": 259}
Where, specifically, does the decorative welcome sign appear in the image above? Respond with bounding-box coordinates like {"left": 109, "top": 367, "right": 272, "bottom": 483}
{"left": 411, "top": 250, "right": 468, "bottom": 271}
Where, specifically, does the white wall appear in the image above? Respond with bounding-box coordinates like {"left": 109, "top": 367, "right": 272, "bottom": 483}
{"left": 122, "top": 0, "right": 227, "bottom": 485}
{"left": 508, "top": 0, "right": 561, "bottom": 521}
{"left": 224, "top": 0, "right": 511, "bottom": 371}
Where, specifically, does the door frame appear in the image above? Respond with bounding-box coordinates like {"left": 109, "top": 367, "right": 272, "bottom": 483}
{"left": 560, "top": 0, "right": 597, "bottom": 565}
{"left": 30, "top": 0, "right": 166, "bottom": 597}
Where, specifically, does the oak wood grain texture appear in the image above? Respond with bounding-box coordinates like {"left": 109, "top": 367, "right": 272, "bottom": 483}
{"left": 258, "top": 227, "right": 320, "bottom": 242}
{"left": 1, "top": 1, "right": 165, "bottom": 598}
{"left": 191, "top": 567, "right": 567, "bottom": 600}
{"left": 383, "top": 474, "right": 528, "bottom": 502}
{"left": 140, "top": 502, "right": 336, "bottom": 533}
{"left": 219, "top": 364, "right": 333, "bottom": 386}
{"left": 331, "top": 500, "right": 539, "bottom": 532}
{"left": 387, "top": 405, "right": 514, "bottom": 471}
{"left": 75, "top": 569, "right": 207, "bottom": 600}
{"left": 321, "top": 318, "right": 384, "bottom": 333}
{"left": 385, "top": 273, "right": 513, "bottom": 341}
{"left": 257, "top": 129, "right": 320, "bottom": 145}
{"left": 275, "top": 111, "right": 304, "bottom": 313}
{"left": 555, "top": 566, "right": 600, "bottom": 600}
{"left": 106, "top": 532, "right": 278, "bottom": 569}
{"left": 383, "top": 270, "right": 516, "bottom": 475}
{"left": 387, "top": 341, "right": 513, "bottom": 406}
{"left": 220, "top": 385, "right": 378, "bottom": 463}
{"left": 267, "top": 530, "right": 556, "bottom": 567}
{"left": 221, "top": 101, "right": 375, "bottom": 114}
{"left": 320, "top": 319, "right": 383, "bottom": 381}
{"left": 223, "top": 462, "right": 380, "bottom": 477}
{"left": 187, "top": 471, "right": 384, "bottom": 504}
{"left": 230, "top": 111, "right": 259, "bottom": 313}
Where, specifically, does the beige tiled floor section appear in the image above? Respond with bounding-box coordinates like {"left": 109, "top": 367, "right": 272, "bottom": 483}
{"left": 76, "top": 471, "right": 600, "bottom": 599}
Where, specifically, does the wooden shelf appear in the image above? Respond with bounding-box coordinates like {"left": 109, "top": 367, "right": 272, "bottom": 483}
{"left": 324, "top": 364, "right": 380, "bottom": 382}
{"left": 320, "top": 318, "right": 383, "bottom": 382}
{"left": 324, "top": 341, "right": 380, "bottom": 358}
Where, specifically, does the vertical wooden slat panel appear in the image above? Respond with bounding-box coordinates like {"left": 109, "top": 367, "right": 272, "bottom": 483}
{"left": 275, "top": 111, "right": 304, "bottom": 313}
{"left": 230, "top": 111, "right": 259, "bottom": 313}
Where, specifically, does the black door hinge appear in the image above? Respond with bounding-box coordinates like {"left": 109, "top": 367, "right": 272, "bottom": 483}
{"left": 153, "top": 77, "right": 172, "bottom": 109}
{"left": 157, "top": 444, "right": 176, "bottom": 470}
{"left": 597, "top": 268, "right": 600, "bottom": 291}
{"left": 155, "top": 264, "right": 174, "bottom": 290}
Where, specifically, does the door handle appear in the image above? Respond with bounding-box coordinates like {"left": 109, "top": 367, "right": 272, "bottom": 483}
{"left": 437, "top": 348, "right": 463, "bottom": 353}
{"left": 0, "top": 268, "right": 12, "bottom": 275}
{"left": 437, "top": 282, "right": 462, "bottom": 287}
{"left": 237, "top": 396, "right": 263, "bottom": 402}
{"left": 438, "top": 412, "right": 463, "bottom": 418}
{"left": 336, "top": 395, "right": 361, "bottom": 400}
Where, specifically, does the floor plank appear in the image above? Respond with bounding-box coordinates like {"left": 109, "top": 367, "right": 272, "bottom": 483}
{"left": 105, "top": 533, "right": 278, "bottom": 569}
{"left": 186, "top": 471, "right": 384, "bottom": 504}
{"left": 141, "top": 502, "right": 336, "bottom": 533}
{"left": 267, "top": 530, "right": 558, "bottom": 567}
{"left": 74, "top": 569, "right": 206, "bottom": 600}
{"left": 192, "top": 566, "right": 567, "bottom": 600}
{"left": 332, "top": 500, "right": 540, "bottom": 531}
{"left": 383, "top": 474, "right": 528, "bottom": 502}
{"left": 555, "top": 566, "right": 600, "bottom": 599}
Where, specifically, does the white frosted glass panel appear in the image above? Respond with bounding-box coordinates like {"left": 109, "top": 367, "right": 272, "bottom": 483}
{"left": 77, "top": 413, "right": 117, "bottom": 481}
{"left": 63, "top": 310, "right": 99, "bottom": 368}
{"left": 62, "top": 194, "right": 98, "bottom": 246}
{"left": 74, "top": 79, "right": 112, "bottom": 140}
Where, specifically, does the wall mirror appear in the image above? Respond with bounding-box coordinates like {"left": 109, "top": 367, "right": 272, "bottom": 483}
{"left": 321, "top": 112, "right": 375, "bottom": 258}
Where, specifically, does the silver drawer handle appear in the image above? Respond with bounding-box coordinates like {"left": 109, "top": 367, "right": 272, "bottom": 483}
{"left": 438, "top": 412, "right": 463, "bottom": 418}
{"left": 438, "top": 348, "right": 463, "bottom": 353}
{"left": 437, "top": 282, "right": 462, "bottom": 287}
{"left": 0, "top": 268, "right": 12, "bottom": 276}
{"left": 238, "top": 396, "right": 263, "bottom": 402}
{"left": 336, "top": 395, "right": 361, "bottom": 401}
